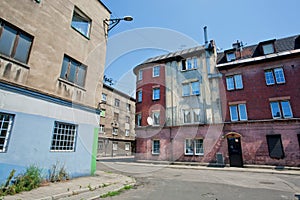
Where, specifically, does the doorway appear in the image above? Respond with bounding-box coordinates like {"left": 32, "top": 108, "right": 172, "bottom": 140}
{"left": 226, "top": 133, "right": 243, "bottom": 167}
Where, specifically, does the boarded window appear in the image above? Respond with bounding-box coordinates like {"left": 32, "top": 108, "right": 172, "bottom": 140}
{"left": 266, "top": 135, "right": 284, "bottom": 159}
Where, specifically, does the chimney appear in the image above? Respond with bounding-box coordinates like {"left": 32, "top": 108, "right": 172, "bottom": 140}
{"left": 232, "top": 40, "right": 241, "bottom": 50}
{"left": 203, "top": 26, "right": 208, "bottom": 45}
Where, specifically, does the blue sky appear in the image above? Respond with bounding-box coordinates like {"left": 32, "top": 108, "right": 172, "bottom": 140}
{"left": 101, "top": 0, "right": 300, "bottom": 96}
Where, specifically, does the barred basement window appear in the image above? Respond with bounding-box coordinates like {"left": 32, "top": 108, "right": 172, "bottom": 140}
{"left": 0, "top": 113, "right": 14, "bottom": 153}
{"left": 50, "top": 121, "right": 77, "bottom": 151}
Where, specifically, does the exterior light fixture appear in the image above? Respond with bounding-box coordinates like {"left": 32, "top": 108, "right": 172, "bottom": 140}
{"left": 103, "top": 16, "right": 133, "bottom": 35}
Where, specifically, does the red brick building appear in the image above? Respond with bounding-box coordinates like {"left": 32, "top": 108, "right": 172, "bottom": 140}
{"left": 134, "top": 35, "right": 300, "bottom": 167}
{"left": 217, "top": 35, "right": 300, "bottom": 167}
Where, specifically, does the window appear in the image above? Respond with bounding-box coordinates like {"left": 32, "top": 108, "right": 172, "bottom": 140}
{"left": 112, "top": 128, "right": 118, "bottom": 135}
{"left": 182, "top": 84, "right": 190, "bottom": 96}
{"left": 182, "top": 81, "right": 200, "bottom": 96}
{"left": 113, "top": 142, "right": 118, "bottom": 151}
{"left": 137, "top": 114, "right": 142, "bottom": 127}
{"left": 265, "top": 68, "right": 285, "bottom": 85}
{"left": 152, "top": 140, "right": 160, "bottom": 154}
{"left": 125, "top": 129, "right": 130, "bottom": 137}
{"left": 101, "top": 93, "right": 107, "bottom": 102}
{"left": 60, "top": 55, "right": 87, "bottom": 87}
{"left": 183, "top": 57, "right": 198, "bottom": 70}
{"left": 113, "top": 112, "right": 119, "bottom": 121}
{"left": 99, "top": 124, "right": 105, "bottom": 133}
{"left": 138, "top": 70, "right": 143, "bottom": 81}
{"left": 100, "top": 109, "right": 106, "bottom": 117}
{"left": 193, "top": 109, "right": 201, "bottom": 122}
{"left": 226, "top": 52, "right": 236, "bottom": 62}
{"left": 183, "top": 109, "right": 201, "bottom": 123}
{"left": 98, "top": 140, "right": 104, "bottom": 151}
{"left": 226, "top": 74, "right": 243, "bottom": 90}
{"left": 71, "top": 7, "right": 91, "bottom": 38}
{"left": 152, "top": 88, "right": 160, "bottom": 100}
{"left": 126, "top": 103, "right": 131, "bottom": 111}
{"left": 114, "top": 99, "right": 120, "bottom": 107}
{"left": 262, "top": 43, "right": 275, "bottom": 55}
{"left": 183, "top": 110, "right": 191, "bottom": 123}
{"left": 266, "top": 135, "right": 284, "bottom": 159}
{"left": 185, "top": 139, "right": 204, "bottom": 155}
{"left": 194, "top": 139, "right": 204, "bottom": 155}
{"left": 126, "top": 116, "right": 130, "bottom": 123}
{"left": 0, "top": 113, "right": 14, "bottom": 152}
{"left": 191, "top": 81, "right": 200, "bottom": 95}
{"left": 153, "top": 66, "right": 160, "bottom": 77}
{"left": 297, "top": 134, "right": 300, "bottom": 147}
{"left": 270, "top": 101, "right": 293, "bottom": 119}
{"left": 229, "top": 104, "right": 248, "bottom": 121}
{"left": 152, "top": 111, "right": 160, "bottom": 126}
{"left": 125, "top": 143, "right": 130, "bottom": 151}
{"left": 50, "top": 121, "right": 77, "bottom": 151}
{"left": 0, "top": 20, "right": 33, "bottom": 63}
{"left": 137, "top": 90, "right": 142, "bottom": 102}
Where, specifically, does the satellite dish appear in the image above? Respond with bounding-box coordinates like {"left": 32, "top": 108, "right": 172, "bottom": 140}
{"left": 147, "top": 117, "right": 153, "bottom": 126}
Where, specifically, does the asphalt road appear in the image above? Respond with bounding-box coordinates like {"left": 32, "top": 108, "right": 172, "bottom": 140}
{"left": 97, "top": 160, "right": 300, "bottom": 200}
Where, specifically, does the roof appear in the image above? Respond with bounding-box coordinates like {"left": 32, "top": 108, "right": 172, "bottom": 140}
{"left": 133, "top": 45, "right": 206, "bottom": 74}
{"left": 141, "top": 45, "right": 205, "bottom": 65}
{"left": 217, "top": 34, "right": 300, "bottom": 66}
{"left": 103, "top": 83, "right": 135, "bottom": 102}
{"left": 98, "top": 0, "right": 112, "bottom": 14}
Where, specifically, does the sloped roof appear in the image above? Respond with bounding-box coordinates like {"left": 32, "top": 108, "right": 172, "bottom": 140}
{"left": 141, "top": 45, "right": 205, "bottom": 65}
{"left": 217, "top": 34, "right": 300, "bottom": 65}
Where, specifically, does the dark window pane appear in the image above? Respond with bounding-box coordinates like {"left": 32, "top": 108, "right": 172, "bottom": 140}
{"left": 0, "top": 25, "right": 17, "bottom": 56}
{"left": 266, "top": 135, "right": 284, "bottom": 159}
{"left": 14, "top": 33, "right": 32, "bottom": 63}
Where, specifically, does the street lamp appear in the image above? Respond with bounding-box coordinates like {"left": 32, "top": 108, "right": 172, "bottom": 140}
{"left": 103, "top": 16, "right": 133, "bottom": 35}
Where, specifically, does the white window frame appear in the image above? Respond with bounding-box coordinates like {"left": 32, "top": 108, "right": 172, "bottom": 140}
{"left": 182, "top": 81, "right": 200, "bottom": 96}
{"left": 226, "top": 52, "right": 236, "bottom": 62}
{"left": 0, "top": 113, "right": 14, "bottom": 153}
{"left": 125, "top": 143, "right": 130, "bottom": 151}
{"left": 152, "top": 111, "right": 160, "bottom": 126}
{"left": 152, "top": 87, "right": 160, "bottom": 100}
{"left": 114, "top": 99, "right": 120, "bottom": 107}
{"left": 112, "top": 127, "right": 118, "bottom": 135}
{"left": 194, "top": 139, "right": 204, "bottom": 155}
{"left": 138, "top": 70, "right": 143, "bottom": 81}
{"left": 153, "top": 65, "right": 160, "bottom": 77}
{"left": 184, "top": 139, "right": 194, "bottom": 155}
{"left": 183, "top": 109, "right": 192, "bottom": 124}
{"left": 270, "top": 101, "right": 293, "bottom": 119}
{"left": 265, "top": 67, "right": 285, "bottom": 85}
{"left": 126, "top": 103, "right": 131, "bottom": 111}
{"left": 226, "top": 74, "right": 243, "bottom": 90}
{"left": 99, "top": 124, "right": 105, "bottom": 133}
{"left": 101, "top": 93, "right": 107, "bottom": 102}
{"left": 229, "top": 103, "right": 248, "bottom": 121}
{"left": 50, "top": 121, "right": 77, "bottom": 152}
{"left": 152, "top": 140, "right": 160, "bottom": 155}
{"left": 125, "top": 129, "right": 130, "bottom": 137}
{"left": 113, "top": 142, "right": 118, "bottom": 151}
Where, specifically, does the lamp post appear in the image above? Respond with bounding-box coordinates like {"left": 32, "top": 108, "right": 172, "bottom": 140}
{"left": 103, "top": 16, "right": 133, "bottom": 36}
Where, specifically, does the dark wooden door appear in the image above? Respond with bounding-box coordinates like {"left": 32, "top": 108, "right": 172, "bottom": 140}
{"left": 227, "top": 137, "right": 243, "bottom": 167}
